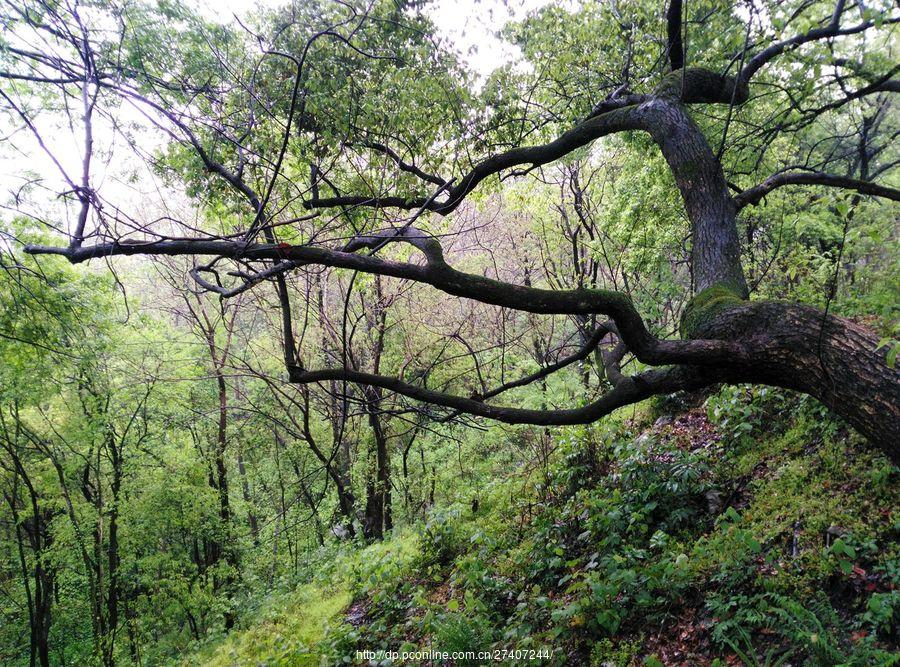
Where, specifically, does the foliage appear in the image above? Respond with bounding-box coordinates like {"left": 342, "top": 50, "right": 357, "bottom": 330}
{"left": 0, "top": 0, "right": 898, "bottom": 664}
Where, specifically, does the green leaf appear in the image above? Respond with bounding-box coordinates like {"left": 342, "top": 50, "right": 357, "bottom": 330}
{"left": 887, "top": 344, "right": 898, "bottom": 369}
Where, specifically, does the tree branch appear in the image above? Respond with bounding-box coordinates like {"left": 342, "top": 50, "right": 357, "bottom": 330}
{"left": 348, "top": 141, "right": 447, "bottom": 186}
{"left": 286, "top": 364, "right": 714, "bottom": 425}
{"left": 341, "top": 227, "right": 444, "bottom": 262}
{"left": 734, "top": 171, "right": 900, "bottom": 208}
{"left": 306, "top": 81, "right": 744, "bottom": 221}
{"left": 304, "top": 105, "right": 645, "bottom": 214}
{"left": 473, "top": 323, "right": 615, "bottom": 401}
{"left": 738, "top": 1, "right": 899, "bottom": 88}
{"left": 666, "top": 0, "right": 685, "bottom": 71}
{"left": 25, "top": 234, "right": 745, "bottom": 367}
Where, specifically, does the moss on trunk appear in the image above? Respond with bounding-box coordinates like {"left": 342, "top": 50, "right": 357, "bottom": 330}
{"left": 680, "top": 284, "right": 745, "bottom": 339}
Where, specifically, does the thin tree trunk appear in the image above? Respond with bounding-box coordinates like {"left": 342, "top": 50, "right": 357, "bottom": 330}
{"left": 236, "top": 452, "right": 259, "bottom": 546}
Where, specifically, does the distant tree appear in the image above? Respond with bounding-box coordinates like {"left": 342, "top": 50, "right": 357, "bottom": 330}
{"left": 3, "top": 0, "right": 898, "bottom": 461}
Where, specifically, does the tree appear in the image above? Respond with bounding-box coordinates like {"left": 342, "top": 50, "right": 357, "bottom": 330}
{"left": 3, "top": 0, "right": 899, "bottom": 463}
{"left": 0, "top": 415, "right": 56, "bottom": 667}
{"left": 0, "top": 243, "right": 165, "bottom": 665}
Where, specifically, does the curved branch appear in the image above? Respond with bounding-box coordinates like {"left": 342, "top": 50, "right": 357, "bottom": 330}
{"left": 348, "top": 141, "right": 447, "bottom": 186}
{"left": 735, "top": 171, "right": 900, "bottom": 208}
{"left": 870, "top": 80, "right": 899, "bottom": 94}
{"left": 655, "top": 68, "right": 749, "bottom": 105}
{"left": 188, "top": 260, "right": 300, "bottom": 297}
{"left": 601, "top": 340, "right": 629, "bottom": 386}
{"left": 25, "top": 234, "right": 746, "bottom": 367}
{"left": 304, "top": 104, "right": 645, "bottom": 214}
{"left": 474, "top": 323, "right": 615, "bottom": 401}
{"left": 800, "top": 66, "right": 900, "bottom": 118}
{"left": 287, "top": 364, "right": 713, "bottom": 425}
{"left": 305, "top": 93, "right": 750, "bottom": 295}
{"left": 185, "top": 182, "right": 451, "bottom": 296}
{"left": 306, "top": 77, "right": 747, "bottom": 216}
{"left": 738, "top": 2, "right": 899, "bottom": 88}
{"left": 342, "top": 227, "right": 444, "bottom": 262}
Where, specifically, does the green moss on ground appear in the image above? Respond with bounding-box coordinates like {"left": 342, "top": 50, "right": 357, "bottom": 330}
{"left": 187, "top": 584, "right": 350, "bottom": 666}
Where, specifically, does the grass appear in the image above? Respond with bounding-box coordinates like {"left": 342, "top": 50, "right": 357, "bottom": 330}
{"left": 189, "top": 530, "right": 422, "bottom": 666}
{"left": 188, "top": 583, "right": 351, "bottom": 666}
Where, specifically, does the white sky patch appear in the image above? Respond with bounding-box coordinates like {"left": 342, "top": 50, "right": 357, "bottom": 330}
{"left": 425, "top": 0, "right": 552, "bottom": 78}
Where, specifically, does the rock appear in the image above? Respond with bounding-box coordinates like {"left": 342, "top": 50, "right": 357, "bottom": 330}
{"left": 330, "top": 523, "right": 351, "bottom": 540}
{"left": 705, "top": 489, "right": 723, "bottom": 514}
{"left": 654, "top": 415, "right": 674, "bottom": 428}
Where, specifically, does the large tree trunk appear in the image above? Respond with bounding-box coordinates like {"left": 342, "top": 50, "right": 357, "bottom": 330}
{"left": 4, "top": 463, "right": 54, "bottom": 667}
{"left": 648, "top": 91, "right": 897, "bottom": 460}
{"left": 639, "top": 96, "right": 748, "bottom": 297}
{"left": 362, "top": 278, "right": 392, "bottom": 541}
{"left": 105, "top": 435, "right": 122, "bottom": 667}
{"left": 695, "top": 302, "right": 900, "bottom": 462}
{"left": 212, "top": 372, "right": 237, "bottom": 631}
{"left": 236, "top": 452, "right": 259, "bottom": 546}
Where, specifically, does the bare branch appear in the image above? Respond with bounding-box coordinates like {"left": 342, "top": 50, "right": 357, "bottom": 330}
{"left": 304, "top": 104, "right": 645, "bottom": 214}
{"left": 348, "top": 141, "right": 447, "bottom": 186}
{"left": 473, "top": 323, "right": 615, "bottom": 401}
{"left": 666, "top": 0, "right": 684, "bottom": 71}
{"left": 287, "top": 364, "right": 713, "bottom": 425}
{"left": 25, "top": 234, "right": 746, "bottom": 368}
{"left": 735, "top": 171, "right": 900, "bottom": 208}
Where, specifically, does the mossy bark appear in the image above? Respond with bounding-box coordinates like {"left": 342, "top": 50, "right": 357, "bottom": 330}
{"left": 680, "top": 284, "right": 746, "bottom": 339}
{"left": 691, "top": 301, "right": 900, "bottom": 463}
{"left": 638, "top": 100, "right": 749, "bottom": 296}
{"left": 655, "top": 67, "right": 750, "bottom": 105}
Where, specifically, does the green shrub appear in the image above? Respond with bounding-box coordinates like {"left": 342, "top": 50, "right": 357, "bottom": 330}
{"left": 430, "top": 610, "right": 494, "bottom": 657}
{"left": 417, "top": 508, "right": 465, "bottom": 567}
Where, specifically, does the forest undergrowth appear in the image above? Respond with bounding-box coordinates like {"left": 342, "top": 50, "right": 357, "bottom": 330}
{"left": 190, "top": 387, "right": 899, "bottom": 666}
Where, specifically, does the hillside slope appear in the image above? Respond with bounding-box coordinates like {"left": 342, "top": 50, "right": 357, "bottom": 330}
{"left": 189, "top": 387, "right": 899, "bottom": 666}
